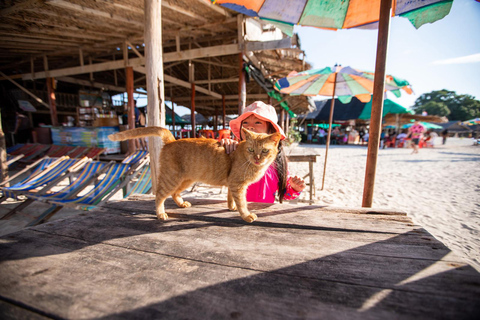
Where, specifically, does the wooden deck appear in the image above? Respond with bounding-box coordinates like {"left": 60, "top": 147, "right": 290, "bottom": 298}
{"left": 0, "top": 194, "right": 479, "bottom": 319}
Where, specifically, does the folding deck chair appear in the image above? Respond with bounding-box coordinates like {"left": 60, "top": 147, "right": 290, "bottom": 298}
{"left": 1, "top": 160, "right": 111, "bottom": 221}
{"left": 6, "top": 150, "right": 149, "bottom": 226}
{"left": 83, "top": 147, "right": 106, "bottom": 161}
{"left": 25, "top": 157, "right": 149, "bottom": 226}
{"left": 13, "top": 144, "right": 50, "bottom": 163}
{"left": 44, "top": 145, "right": 78, "bottom": 158}
{"left": 125, "top": 162, "right": 152, "bottom": 198}
{"left": 0, "top": 157, "right": 57, "bottom": 189}
{"left": 0, "top": 156, "right": 89, "bottom": 203}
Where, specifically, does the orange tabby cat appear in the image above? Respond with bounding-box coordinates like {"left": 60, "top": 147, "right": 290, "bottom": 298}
{"left": 109, "top": 127, "right": 281, "bottom": 222}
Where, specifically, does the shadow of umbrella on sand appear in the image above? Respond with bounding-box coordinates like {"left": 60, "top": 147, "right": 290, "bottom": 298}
{"left": 212, "top": 0, "right": 453, "bottom": 206}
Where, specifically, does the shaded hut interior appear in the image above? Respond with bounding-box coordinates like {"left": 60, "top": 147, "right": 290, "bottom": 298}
{"left": 0, "top": 0, "right": 314, "bottom": 145}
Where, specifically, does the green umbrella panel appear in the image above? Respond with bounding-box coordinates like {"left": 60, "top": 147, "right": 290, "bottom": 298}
{"left": 358, "top": 98, "right": 412, "bottom": 120}
{"left": 402, "top": 122, "right": 443, "bottom": 130}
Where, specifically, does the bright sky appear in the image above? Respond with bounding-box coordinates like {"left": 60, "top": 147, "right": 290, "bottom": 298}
{"left": 295, "top": 0, "right": 480, "bottom": 110}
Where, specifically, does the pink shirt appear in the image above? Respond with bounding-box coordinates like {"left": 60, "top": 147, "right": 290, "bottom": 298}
{"left": 246, "top": 164, "right": 301, "bottom": 203}
{"left": 409, "top": 124, "right": 425, "bottom": 139}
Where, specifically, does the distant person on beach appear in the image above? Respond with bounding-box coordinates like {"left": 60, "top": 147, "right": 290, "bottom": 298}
{"left": 441, "top": 128, "right": 449, "bottom": 145}
{"left": 396, "top": 130, "right": 408, "bottom": 148}
{"left": 220, "top": 101, "right": 305, "bottom": 203}
{"left": 408, "top": 121, "right": 426, "bottom": 154}
{"left": 426, "top": 129, "right": 438, "bottom": 147}
{"left": 359, "top": 128, "right": 365, "bottom": 145}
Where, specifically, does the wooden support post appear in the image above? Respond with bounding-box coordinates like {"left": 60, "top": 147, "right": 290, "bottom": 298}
{"left": 46, "top": 78, "right": 58, "bottom": 126}
{"left": 362, "top": 0, "right": 392, "bottom": 207}
{"left": 126, "top": 66, "right": 135, "bottom": 154}
{"left": 145, "top": 0, "right": 165, "bottom": 193}
{"left": 222, "top": 95, "right": 226, "bottom": 129}
{"left": 321, "top": 75, "right": 337, "bottom": 190}
{"left": 238, "top": 52, "right": 246, "bottom": 115}
{"left": 0, "top": 112, "right": 8, "bottom": 185}
{"left": 214, "top": 104, "right": 218, "bottom": 132}
{"left": 171, "top": 88, "right": 176, "bottom": 138}
{"left": 280, "top": 108, "right": 285, "bottom": 131}
{"left": 191, "top": 83, "right": 196, "bottom": 138}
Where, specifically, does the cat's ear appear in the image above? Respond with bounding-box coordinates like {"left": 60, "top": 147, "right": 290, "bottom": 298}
{"left": 268, "top": 132, "right": 282, "bottom": 145}
{"left": 241, "top": 127, "right": 256, "bottom": 140}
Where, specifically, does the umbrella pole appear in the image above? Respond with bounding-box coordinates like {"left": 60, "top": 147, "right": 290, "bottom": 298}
{"left": 362, "top": 0, "right": 392, "bottom": 207}
{"left": 321, "top": 74, "right": 337, "bottom": 190}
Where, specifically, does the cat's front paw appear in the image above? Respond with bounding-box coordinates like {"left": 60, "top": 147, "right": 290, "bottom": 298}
{"left": 178, "top": 201, "right": 191, "bottom": 208}
{"left": 228, "top": 203, "right": 237, "bottom": 211}
{"left": 242, "top": 213, "right": 257, "bottom": 223}
{"left": 157, "top": 212, "right": 169, "bottom": 221}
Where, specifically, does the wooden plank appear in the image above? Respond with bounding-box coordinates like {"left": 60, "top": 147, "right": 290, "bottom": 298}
{"left": 0, "top": 198, "right": 479, "bottom": 319}
{"left": 46, "top": 0, "right": 144, "bottom": 28}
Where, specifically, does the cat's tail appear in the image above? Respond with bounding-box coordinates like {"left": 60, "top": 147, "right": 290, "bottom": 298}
{"left": 108, "top": 127, "right": 176, "bottom": 144}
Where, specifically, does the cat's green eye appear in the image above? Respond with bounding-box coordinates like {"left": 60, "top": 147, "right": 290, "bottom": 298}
{"left": 248, "top": 147, "right": 254, "bottom": 152}
{"left": 262, "top": 149, "right": 269, "bottom": 153}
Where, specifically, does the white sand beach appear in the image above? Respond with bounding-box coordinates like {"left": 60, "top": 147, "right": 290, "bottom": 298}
{"left": 1, "top": 138, "right": 479, "bottom": 272}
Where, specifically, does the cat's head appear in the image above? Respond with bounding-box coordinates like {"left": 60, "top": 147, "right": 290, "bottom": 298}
{"left": 241, "top": 128, "right": 281, "bottom": 166}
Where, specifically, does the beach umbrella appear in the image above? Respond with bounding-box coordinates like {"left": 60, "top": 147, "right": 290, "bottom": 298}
{"left": 358, "top": 99, "right": 411, "bottom": 120}
{"left": 212, "top": 0, "right": 452, "bottom": 207}
{"left": 402, "top": 122, "right": 443, "bottom": 130}
{"left": 275, "top": 65, "right": 412, "bottom": 190}
{"left": 460, "top": 118, "right": 480, "bottom": 126}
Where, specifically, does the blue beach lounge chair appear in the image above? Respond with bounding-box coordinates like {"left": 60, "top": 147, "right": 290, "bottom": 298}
{"left": 23, "top": 156, "right": 149, "bottom": 226}
{"left": 0, "top": 156, "right": 88, "bottom": 203}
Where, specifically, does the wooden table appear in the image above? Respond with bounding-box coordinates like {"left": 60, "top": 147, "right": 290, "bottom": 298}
{"left": 287, "top": 154, "right": 317, "bottom": 203}
{"left": 0, "top": 195, "right": 479, "bottom": 319}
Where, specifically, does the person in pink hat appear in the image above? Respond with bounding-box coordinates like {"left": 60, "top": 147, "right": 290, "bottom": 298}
{"left": 221, "top": 101, "right": 306, "bottom": 203}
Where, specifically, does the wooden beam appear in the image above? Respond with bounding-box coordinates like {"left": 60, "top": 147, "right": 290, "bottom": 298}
{"left": 195, "top": 0, "right": 231, "bottom": 17}
{"left": 163, "top": 2, "right": 208, "bottom": 22}
{"left": 133, "top": 66, "right": 222, "bottom": 99}
{"left": 0, "top": 71, "right": 50, "bottom": 109}
{"left": 163, "top": 44, "right": 239, "bottom": 62}
{"left": 195, "top": 78, "right": 239, "bottom": 84}
{"left": 12, "top": 44, "right": 239, "bottom": 81}
{"left": 45, "top": 0, "right": 144, "bottom": 28}
{"left": 192, "top": 59, "right": 237, "bottom": 69}
{"left": 21, "top": 58, "right": 145, "bottom": 80}
{"left": 56, "top": 77, "right": 126, "bottom": 93}
{"left": 126, "top": 40, "right": 144, "bottom": 59}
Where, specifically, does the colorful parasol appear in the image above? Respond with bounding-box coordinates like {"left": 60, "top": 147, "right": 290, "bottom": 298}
{"left": 274, "top": 65, "right": 412, "bottom": 190}
{"left": 212, "top": 0, "right": 453, "bottom": 33}
{"left": 460, "top": 118, "right": 480, "bottom": 126}
{"left": 402, "top": 121, "right": 443, "bottom": 130}
{"left": 274, "top": 66, "right": 412, "bottom": 103}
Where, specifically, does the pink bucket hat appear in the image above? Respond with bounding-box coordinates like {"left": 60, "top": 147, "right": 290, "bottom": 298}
{"left": 230, "top": 101, "right": 286, "bottom": 140}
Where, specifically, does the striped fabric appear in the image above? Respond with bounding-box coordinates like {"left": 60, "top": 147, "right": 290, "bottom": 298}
{"left": 48, "top": 163, "right": 131, "bottom": 210}
{"left": 123, "top": 150, "right": 149, "bottom": 165}
{"left": 1, "top": 158, "right": 78, "bottom": 200}
{"left": 28, "top": 161, "right": 108, "bottom": 202}
{"left": 125, "top": 165, "right": 152, "bottom": 198}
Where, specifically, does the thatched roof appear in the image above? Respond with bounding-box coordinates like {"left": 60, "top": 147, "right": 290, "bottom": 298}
{"left": 0, "top": 0, "right": 313, "bottom": 118}
{"left": 383, "top": 113, "right": 448, "bottom": 126}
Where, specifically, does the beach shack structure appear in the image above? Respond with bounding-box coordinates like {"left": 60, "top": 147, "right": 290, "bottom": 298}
{"left": 0, "top": 0, "right": 313, "bottom": 184}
